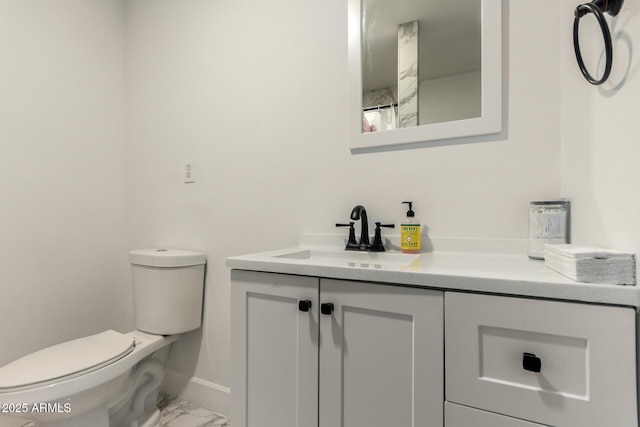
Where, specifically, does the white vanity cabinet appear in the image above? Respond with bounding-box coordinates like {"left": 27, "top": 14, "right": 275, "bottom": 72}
{"left": 231, "top": 268, "right": 638, "bottom": 427}
{"left": 445, "top": 292, "right": 638, "bottom": 427}
{"left": 231, "top": 270, "right": 444, "bottom": 427}
{"left": 228, "top": 243, "right": 640, "bottom": 427}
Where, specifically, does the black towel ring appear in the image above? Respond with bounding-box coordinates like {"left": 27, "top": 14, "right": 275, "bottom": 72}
{"left": 573, "top": 0, "right": 624, "bottom": 85}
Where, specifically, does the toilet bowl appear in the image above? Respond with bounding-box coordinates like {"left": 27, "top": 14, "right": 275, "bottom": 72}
{"left": 0, "top": 249, "right": 206, "bottom": 427}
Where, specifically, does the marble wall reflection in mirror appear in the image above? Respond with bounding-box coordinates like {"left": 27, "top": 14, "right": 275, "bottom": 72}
{"left": 348, "top": 0, "right": 502, "bottom": 151}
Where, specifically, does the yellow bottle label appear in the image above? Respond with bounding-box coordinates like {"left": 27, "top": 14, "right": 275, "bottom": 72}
{"left": 400, "top": 224, "right": 421, "bottom": 251}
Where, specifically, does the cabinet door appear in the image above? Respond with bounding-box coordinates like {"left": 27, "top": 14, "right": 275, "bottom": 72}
{"left": 231, "top": 270, "right": 319, "bottom": 427}
{"left": 445, "top": 402, "right": 548, "bottom": 427}
{"left": 319, "top": 279, "right": 443, "bottom": 427}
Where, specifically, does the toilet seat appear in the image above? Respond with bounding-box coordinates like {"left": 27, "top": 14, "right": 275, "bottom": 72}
{"left": 0, "top": 330, "right": 135, "bottom": 392}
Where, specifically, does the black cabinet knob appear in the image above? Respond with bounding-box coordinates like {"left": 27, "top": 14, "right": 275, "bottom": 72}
{"left": 522, "top": 352, "right": 542, "bottom": 373}
{"left": 321, "top": 303, "right": 334, "bottom": 315}
{"left": 298, "top": 300, "right": 312, "bottom": 312}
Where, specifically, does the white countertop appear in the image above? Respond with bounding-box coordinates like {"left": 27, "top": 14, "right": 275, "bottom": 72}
{"left": 226, "top": 235, "right": 640, "bottom": 307}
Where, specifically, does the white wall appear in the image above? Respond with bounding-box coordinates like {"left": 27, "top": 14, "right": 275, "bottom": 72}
{"left": 125, "top": 0, "right": 562, "bottom": 408}
{"left": 0, "top": 1, "right": 131, "bottom": 366}
{"left": 419, "top": 70, "right": 481, "bottom": 126}
{"left": 560, "top": 1, "right": 640, "bottom": 270}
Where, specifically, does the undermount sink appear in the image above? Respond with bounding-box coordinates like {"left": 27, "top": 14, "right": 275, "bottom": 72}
{"left": 273, "top": 249, "right": 420, "bottom": 267}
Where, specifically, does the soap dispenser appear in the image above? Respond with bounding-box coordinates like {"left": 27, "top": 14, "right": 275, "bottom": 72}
{"left": 401, "top": 201, "right": 421, "bottom": 254}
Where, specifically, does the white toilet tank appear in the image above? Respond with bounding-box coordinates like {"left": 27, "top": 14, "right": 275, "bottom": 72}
{"left": 130, "top": 249, "right": 206, "bottom": 335}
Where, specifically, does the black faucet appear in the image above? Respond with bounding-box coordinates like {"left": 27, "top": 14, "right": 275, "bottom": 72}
{"left": 337, "top": 205, "right": 395, "bottom": 251}
{"left": 349, "top": 205, "right": 370, "bottom": 250}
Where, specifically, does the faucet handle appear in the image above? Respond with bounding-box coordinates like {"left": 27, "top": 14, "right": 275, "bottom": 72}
{"left": 370, "top": 222, "right": 395, "bottom": 252}
{"left": 376, "top": 222, "right": 395, "bottom": 229}
{"left": 336, "top": 222, "right": 358, "bottom": 248}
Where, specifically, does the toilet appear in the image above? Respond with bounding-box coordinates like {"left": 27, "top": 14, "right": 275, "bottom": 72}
{"left": 0, "top": 249, "right": 206, "bottom": 427}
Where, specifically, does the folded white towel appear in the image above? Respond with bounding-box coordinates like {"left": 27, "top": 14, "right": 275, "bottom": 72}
{"left": 545, "top": 244, "right": 634, "bottom": 260}
{"left": 544, "top": 244, "right": 636, "bottom": 285}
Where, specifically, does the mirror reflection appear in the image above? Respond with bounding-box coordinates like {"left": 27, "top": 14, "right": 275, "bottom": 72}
{"left": 361, "top": 0, "right": 481, "bottom": 133}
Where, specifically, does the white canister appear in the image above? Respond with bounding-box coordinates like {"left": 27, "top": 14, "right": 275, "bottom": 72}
{"left": 528, "top": 200, "right": 569, "bottom": 259}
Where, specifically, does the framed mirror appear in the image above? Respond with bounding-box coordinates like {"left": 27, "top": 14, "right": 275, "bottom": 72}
{"left": 348, "top": 0, "right": 502, "bottom": 151}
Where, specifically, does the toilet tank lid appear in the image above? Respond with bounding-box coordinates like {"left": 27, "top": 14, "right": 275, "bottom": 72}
{"left": 0, "top": 330, "right": 135, "bottom": 392}
{"left": 130, "top": 249, "right": 206, "bottom": 267}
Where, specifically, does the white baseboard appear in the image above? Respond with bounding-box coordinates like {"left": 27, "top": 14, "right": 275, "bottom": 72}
{"left": 161, "top": 369, "right": 231, "bottom": 418}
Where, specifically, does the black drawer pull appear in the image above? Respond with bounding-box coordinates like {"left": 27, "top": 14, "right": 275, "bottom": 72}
{"left": 298, "top": 300, "right": 312, "bottom": 312}
{"left": 522, "top": 352, "right": 542, "bottom": 373}
{"left": 321, "top": 303, "right": 334, "bottom": 315}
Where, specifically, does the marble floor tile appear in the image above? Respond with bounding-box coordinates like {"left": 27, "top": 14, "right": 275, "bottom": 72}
{"left": 156, "top": 393, "right": 230, "bottom": 427}
{"left": 10, "top": 394, "right": 230, "bottom": 427}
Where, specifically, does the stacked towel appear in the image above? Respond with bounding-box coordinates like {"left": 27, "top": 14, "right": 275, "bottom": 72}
{"left": 544, "top": 244, "right": 636, "bottom": 285}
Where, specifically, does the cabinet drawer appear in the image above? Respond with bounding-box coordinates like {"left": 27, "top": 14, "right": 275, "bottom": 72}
{"left": 445, "top": 292, "right": 637, "bottom": 427}
{"left": 445, "top": 402, "right": 547, "bottom": 426}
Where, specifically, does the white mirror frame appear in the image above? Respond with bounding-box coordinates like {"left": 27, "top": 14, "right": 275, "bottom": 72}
{"left": 348, "top": 0, "right": 502, "bottom": 151}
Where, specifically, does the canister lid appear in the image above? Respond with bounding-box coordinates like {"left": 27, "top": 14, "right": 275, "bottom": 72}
{"left": 130, "top": 249, "right": 206, "bottom": 267}
{"left": 529, "top": 199, "right": 569, "bottom": 206}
